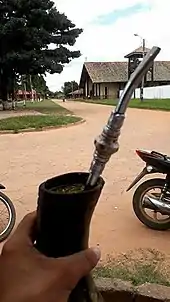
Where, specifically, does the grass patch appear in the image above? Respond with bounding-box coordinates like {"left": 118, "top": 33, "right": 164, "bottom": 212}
{"left": 94, "top": 263, "right": 170, "bottom": 287}
{"left": 93, "top": 249, "right": 170, "bottom": 287}
{"left": 0, "top": 115, "right": 81, "bottom": 132}
{"left": 76, "top": 98, "right": 170, "bottom": 111}
{"left": 18, "top": 99, "right": 71, "bottom": 115}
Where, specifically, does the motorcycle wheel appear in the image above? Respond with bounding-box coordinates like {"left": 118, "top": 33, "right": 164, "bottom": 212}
{"left": 133, "top": 178, "right": 170, "bottom": 231}
{"left": 0, "top": 192, "right": 16, "bottom": 242}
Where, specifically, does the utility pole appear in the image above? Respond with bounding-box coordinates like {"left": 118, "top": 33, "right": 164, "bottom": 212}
{"left": 140, "top": 38, "right": 145, "bottom": 101}
{"left": 71, "top": 81, "right": 74, "bottom": 99}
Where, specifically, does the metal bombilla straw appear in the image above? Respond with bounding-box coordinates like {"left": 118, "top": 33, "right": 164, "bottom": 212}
{"left": 86, "top": 46, "right": 161, "bottom": 188}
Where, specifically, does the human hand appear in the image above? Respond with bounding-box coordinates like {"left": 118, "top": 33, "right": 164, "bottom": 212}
{"left": 0, "top": 213, "right": 101, "bottom": 302}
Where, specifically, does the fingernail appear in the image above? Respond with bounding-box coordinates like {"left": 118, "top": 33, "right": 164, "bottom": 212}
{"left": 91, "top": 247, "right": 101, "bottom": 261}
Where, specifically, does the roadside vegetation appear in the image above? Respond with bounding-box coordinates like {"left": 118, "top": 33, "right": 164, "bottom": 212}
{"left": 75, "top": 98, "right": 170, "bottom": 111}
{"left": 0, "top": 100, "right": 81, "bottom": 133}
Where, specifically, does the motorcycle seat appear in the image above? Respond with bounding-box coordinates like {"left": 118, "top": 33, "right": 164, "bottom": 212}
{"left": 151, "top": 151, "right": 170, "bottom": 162}
{"left": 137, "top": 150, "right": 170, "bottom": 174}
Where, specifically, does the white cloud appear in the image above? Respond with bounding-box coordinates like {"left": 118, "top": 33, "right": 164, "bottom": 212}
{"left": 46, "top": 0, "right": 170, "bottom": 91}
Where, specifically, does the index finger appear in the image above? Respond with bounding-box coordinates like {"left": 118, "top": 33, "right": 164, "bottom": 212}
{"left": 3, "top": 212, "right": 37, "bottom": 252}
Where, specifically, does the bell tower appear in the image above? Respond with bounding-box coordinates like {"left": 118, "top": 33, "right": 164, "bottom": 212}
{"left": 125, "top": 47, "right": 154, "bottom": 98}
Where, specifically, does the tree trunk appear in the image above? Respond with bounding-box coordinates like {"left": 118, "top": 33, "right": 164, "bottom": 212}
{"left": 11, "top": 77, "right": 16, "bottom": 110}
{"left": 1, "top": 77, "right": 8, "bottom": 111}
{"left": 21, "top": 75, "right": 26, "bottom": 107}
{"left": 29, "top": 75, "right": 34, "bottom": 103}
{"left": 11, "top": 91, "right": 16, "bottom": 110}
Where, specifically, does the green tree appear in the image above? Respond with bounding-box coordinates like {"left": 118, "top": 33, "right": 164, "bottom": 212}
{"left": 32, "top": 75, "right": 49, "bottom": 95}
{"left": 53, "top": 91, "right": 64, "bottom": 99}
{"left": 63, "top": 81, "right": 79, "bottom": 97}
{"left": 0, "top": 0, "right": 82, "bottom": 109}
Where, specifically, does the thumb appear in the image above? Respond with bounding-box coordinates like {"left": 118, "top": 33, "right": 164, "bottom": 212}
{"left": 61, "top": 247, "right": 101, "bottom": 289}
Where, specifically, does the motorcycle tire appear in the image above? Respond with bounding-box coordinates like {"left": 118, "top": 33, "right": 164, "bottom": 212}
{"left": 133, "top": 178, "right": 170, "bottom": 231}
{"left": 0, "top": 192, "right": 16, "bottom": 242}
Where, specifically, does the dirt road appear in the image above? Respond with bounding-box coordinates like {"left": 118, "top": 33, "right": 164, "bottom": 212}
{"left": 1, "top": 100, "right": 170, "bottom": 258}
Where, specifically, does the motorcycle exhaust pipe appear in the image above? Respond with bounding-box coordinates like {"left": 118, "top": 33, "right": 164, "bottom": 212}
{"left": 143, "top": 196, "right": 158, "bottom": 210}
{"left": 144, "top": 196, "right": 170, "bottom": 215}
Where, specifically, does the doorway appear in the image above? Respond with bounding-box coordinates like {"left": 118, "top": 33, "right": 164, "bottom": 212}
{"left": 105, "top": 87, "right": 108, "bottom": 99}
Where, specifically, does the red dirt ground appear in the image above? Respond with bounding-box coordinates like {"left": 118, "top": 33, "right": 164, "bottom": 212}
{"left": 1, "top": 100, "right": 170, "bottom": 259}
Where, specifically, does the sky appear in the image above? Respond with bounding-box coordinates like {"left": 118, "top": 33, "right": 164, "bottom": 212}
{"left": 46, "top": 0, "right": 170, "bottom": 92}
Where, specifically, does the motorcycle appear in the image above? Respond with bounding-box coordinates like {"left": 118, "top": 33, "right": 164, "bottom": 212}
{"left": 127, "top": 150, "right": 170, "bottom": 231}
{"left": 0, "top": 184, "right": 16, "bottom": 242}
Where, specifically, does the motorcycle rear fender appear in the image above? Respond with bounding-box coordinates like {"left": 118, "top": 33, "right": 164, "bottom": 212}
{"left": 0, "top": 184, "right": 5, "bottom": 189}
{"left": 127, "top": 166, "right": 157, "bottom": 192}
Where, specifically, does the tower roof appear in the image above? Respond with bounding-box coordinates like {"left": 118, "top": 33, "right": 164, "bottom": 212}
{"left": 125, "top": 46, "right": 151, "bottom": 58}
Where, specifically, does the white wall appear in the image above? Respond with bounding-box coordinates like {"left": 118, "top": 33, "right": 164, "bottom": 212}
{"left": 120, "top": 85, "right": 170, "bottom": 99}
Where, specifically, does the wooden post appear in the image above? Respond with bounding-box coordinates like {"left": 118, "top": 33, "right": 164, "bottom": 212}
{"left": 134, "top": 90, "right": 136, "bottom": 99}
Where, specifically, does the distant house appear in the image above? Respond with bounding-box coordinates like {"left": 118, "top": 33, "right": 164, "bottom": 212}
{"left": 79, "top": 47, "right": 170, "bottom": 99}
{"left": 68, "top": 88, "right": 83, "bottom": 99}
{"left": 16, "top": 90, "right": 38, "bottom": 100}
